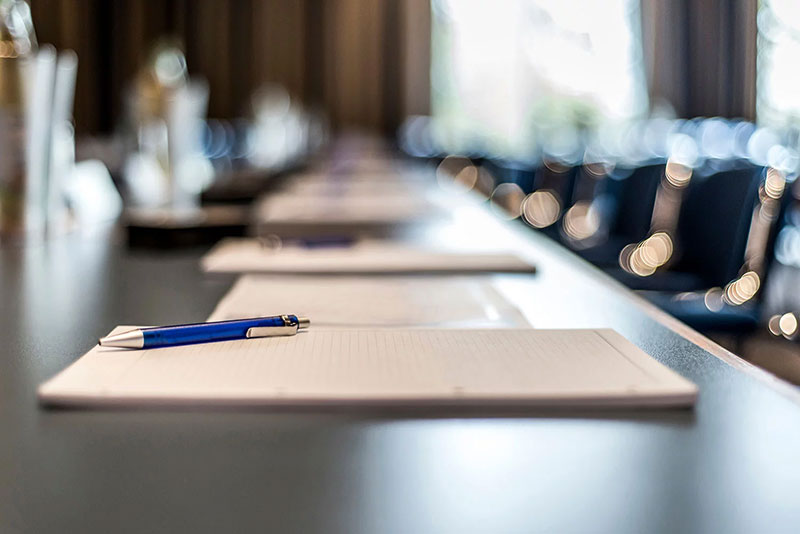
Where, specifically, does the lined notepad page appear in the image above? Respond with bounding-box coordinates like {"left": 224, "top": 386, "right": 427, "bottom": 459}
{"left": 201, "top": 238, "right": 535, "bottom": 274}
{"left": 39, "top": 328, "right": 697, "bottom": 408}
{"left": 207, "top": 275, "right": 530, "bottom": 328}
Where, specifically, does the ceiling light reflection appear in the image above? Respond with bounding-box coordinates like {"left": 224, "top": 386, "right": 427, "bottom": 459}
{"left": 521, "top": 190, "right": 561, "bottom": 228}
{"left": 768, "top": 314, "right": 782, "bottom": 336}
{"left": 584, "top": 161, "right": 614, "bottom": 178}
{"left": 664, "top": 159, "right": 693, "bottom": 189}
{"left": 722, "top": 271, "right": 761, "bottom": 306}
{"left": 489, "top": 183, "right": 525, "bottom": 219}
{"left": 779, "top": 312, "right": 798, "bottom": 338}
{"left": 542, "top": 159, "right": 571, "bottom": 174}
{"left": 703, "top": 287, "right": 725, "bottom": 312}
{"left": 619, "top": 232, "right": 674, "bottom": 277}
{"left": 436, "top": 156, "right": 477, "bottom": 193}
{"left": 475, "top": 167, "right": 496, "bottom": 198}
{"left": 764, "top": 167, "right": 786, "bottom": 200}
{"left": 562, "top": 201, "right": 601, "bottom": 243}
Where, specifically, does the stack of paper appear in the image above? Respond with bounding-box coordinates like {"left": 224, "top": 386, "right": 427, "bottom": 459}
{"left": 39, "top": 328, "right": 698, "bottom": 408}
{"left": 254, "top": 191, "right": 445, "bottom": 236}
{"left": 280, "top": 179, "right": 426, "bottom": 196}
{"left": 207, "top": 275, "right": 531, "bottom": 328}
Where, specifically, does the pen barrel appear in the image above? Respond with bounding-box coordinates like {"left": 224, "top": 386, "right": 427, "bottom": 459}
{"left": 142, "top": 315, "right": 296, "bottom": 348}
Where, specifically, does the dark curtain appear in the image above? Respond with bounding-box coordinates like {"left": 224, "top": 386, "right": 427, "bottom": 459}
{"left": 641, "top": 0, "right": 757, "bottom": 119}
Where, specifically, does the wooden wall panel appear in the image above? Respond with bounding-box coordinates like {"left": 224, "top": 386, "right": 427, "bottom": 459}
{"left": 251, "top": 0, "right": 307, "bottom": 102}
{"left": 189, "top": 0, "right": 232, "bottom": 118}
{"left": 401, "top": 0, "right": 431, "bottom": 117}
{"left": 325, "top": 0, "right": 386, "bottom": 130}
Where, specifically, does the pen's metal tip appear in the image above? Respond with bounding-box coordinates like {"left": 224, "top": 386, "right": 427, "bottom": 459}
{"left": 97, "top": 330, "right": 145, "bottom": 349}
{"left": 298, "top": 317, "right": 311, "bottom": 329}
{"left": 98, "top": 338, "right": 104, "bottom": 346}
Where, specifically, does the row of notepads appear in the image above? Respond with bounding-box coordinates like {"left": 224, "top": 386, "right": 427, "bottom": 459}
{"left": 38, "top": 168, "right": 698, "bottom": 409}
{"left": 40, "top": 247, "right": 698, "bottom": 409}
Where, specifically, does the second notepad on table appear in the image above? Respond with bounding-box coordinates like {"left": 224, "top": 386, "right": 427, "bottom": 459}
{"left": 201, "top": 238, "right": 536, "bottom": 274}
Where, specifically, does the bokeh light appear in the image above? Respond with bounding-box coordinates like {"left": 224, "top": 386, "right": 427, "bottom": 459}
{"left": 436, "top": 156, "right": 478, "bottom": 193}
{"left": 778, "top": 312, "right": 798, "bottom": 338}
{"left": 619, "top": 232, "right": 674, "bottom": 277}
{"left": 521, "top": 190, "right": 561, "bottom": 228}
{"left": 664, "top": 159, "right": 693, "bottom": 189}
{"left": 489, "top": 183, "right": 526, "bottom": 220}
{"left": 723, "top": 271, "right": 761, "bottom": 306}
{"left": 562, "top": 201, "right": 601, "bottom": 244}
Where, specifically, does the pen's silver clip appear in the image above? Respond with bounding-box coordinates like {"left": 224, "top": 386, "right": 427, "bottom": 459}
{"left": 246, "top": 315, "right": 299, "bottom": 338}
{"left": 246, "top": 324, "right": 297, "bottom": 338}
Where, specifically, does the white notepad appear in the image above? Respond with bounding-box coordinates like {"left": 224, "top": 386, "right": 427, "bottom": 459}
{"left": 39, "top": 328, "right": 697, "bottom": 409}
{"left": 256, "top": 192, "right": 443, "bottom": 225}
{"left": 201, "top": 238, "right": 535, "bottom": 274}
{"left": 207, "top": 275, "right": 531, "bottom": 328}
{"left": 281, "top": 180, "right": 425, "bottom": 196}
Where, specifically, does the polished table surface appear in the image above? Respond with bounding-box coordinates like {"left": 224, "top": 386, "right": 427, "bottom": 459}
{"left": 3, "top": 194, "right": 800, "bottom": 533}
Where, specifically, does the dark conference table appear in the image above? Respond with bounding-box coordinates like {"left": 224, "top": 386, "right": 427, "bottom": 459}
{"left": 3, "top": 188, "right": 800, "bottom": 533}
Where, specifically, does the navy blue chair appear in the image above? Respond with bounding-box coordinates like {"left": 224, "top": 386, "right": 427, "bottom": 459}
{"left": 481, "top": 159, "right": 536, "bottom": 193}
{"left": 486, "top": 158, "right": 580, "bottom": 241}
{"left": 610, "top": 165, "right": 788, "bottom": 332}
{"left": 576, "top": 163, "right": 665, "bottom": 266}
{"left": 607, "top": 165, "right": 764, "bottom": 291}
{"left": 531, "top": 161, "right": 580, "bottom": 241}
{"left": 643, "top": 171, "right": 790, "bottom": 333}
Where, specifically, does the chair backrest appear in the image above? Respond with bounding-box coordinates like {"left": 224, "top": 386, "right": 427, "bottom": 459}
{"left": 675, "top": 165, "right": 763, "bottom": 286}
{"left": 482, "top": 159, "right": 537, "bottom": 193}
{"left": 606, "top": 163, "right": 665, "bottom": 241}
{"left": 533, "top": 162, "right": 579, "bottom": 209}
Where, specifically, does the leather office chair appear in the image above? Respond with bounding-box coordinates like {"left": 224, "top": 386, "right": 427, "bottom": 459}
{"left": 575, "top": 163, "right": 665, "bottom": 266}
{"left": 607, "top": 165, "right": 764, "bottom": 289}
{"left": 481, "top": 159, "right": 536, "bottom": 193}
{"left": 617, "top": 165, "right": 788, "bottom": 332}
{"left": 527, "top": 160, "right": 580, "bottom": 241}
{"left": 484, "top": 157, "right": 580, "bottom": 239}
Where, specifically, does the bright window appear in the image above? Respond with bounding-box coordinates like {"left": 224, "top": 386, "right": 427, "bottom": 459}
{"left": 757, "top": 0, "right": 800, "bottom": 128}
{"left": 430, "top": 0, "right": 649, "bottom": 159}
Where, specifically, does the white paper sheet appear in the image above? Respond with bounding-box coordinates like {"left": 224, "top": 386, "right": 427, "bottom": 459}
{"left": 255, "top": 192, "right": 443, "bottom": 225}
{"left": 207, "top": 275, "right": 531, "bottom": 328}
{"left": 39, "top": 328, "right": 698, "bottom": 408}
{"left": 280, "top": 179, "right": 425, "bottom": 196}
{"left": 201, "top": 238, "right": 535, "bottom": 274}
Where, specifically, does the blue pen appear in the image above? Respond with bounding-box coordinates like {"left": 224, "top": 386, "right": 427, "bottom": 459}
{"left": 98, "top": 315, "right": 310, "bottom": 349}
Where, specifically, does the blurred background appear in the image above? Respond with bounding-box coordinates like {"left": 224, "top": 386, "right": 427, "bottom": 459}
{"left": 28, "top": 0, "right": 431, "bottom": 135}
{"left": 4, "top": 0, "right": 800, "bottom": 380}
{"left": 25, "top": 1, "right": 765, "bottom": 138}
